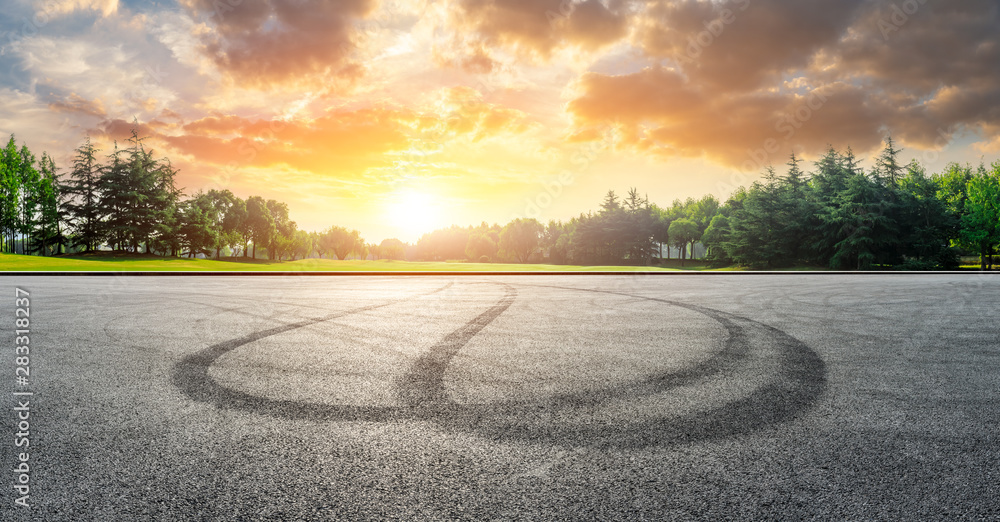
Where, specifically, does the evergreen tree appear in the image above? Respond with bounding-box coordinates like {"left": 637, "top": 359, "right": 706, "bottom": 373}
{"left": 822, "top": 173, "right": 896, "bottom": 270}
{"left": 64, "top": 136, "right": 104, "bottom": 252}
{"left": 725, "top": 167, "right": 787, "bottom": 268}
{"left": 875, "top": 134, "right": 905, "bottom": 186}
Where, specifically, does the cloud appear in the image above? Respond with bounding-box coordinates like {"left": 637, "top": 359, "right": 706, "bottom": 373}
{"left": 429, "top": 86, "right": 535, "bottom": 141}
{"left": 442, "top": 0, "right": 629, "bottom": 64}
{"left": 47, "top": 92, "right": 106, "bottom": 118}
{"left": 567, "top": 66, "right": 891, "bottom": 168}
{"left": 83, "top": 86, "right": 538, "bottom": 193}
{"left": 563, "top": 0, "right": 1000, "bottom": 165}
{"left": 180, "top": 0, "right": 377, "bottom": 90}
{"left": 822, "top": 0, "right": 1000, "bottom": 149}
{"left": 40, "top": 0, "right": 119, "bottom": 18}
{"left": 636, "top": 0, "right": 866, "bottom": 90}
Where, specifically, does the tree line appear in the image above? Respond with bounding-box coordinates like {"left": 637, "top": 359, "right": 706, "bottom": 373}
{"left": 415, "top": 138, "right": 1000, "bottom": 270}
{"left": 2, "top": 130, "right": 999, "bottom": 269}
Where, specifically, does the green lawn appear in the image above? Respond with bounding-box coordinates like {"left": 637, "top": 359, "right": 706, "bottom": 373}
{"left": 0, "top": 253, "right": 706, "bottom": 272}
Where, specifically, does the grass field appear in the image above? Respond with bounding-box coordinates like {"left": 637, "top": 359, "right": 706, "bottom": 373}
{"left": 0, "top": 252, "right": 722, "bottom": 272}
{"left": 4, "top": 253, "right": 984, "bottom": 272}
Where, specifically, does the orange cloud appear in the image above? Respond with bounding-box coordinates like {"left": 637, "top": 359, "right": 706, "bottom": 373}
{"left": 89, "top": 90, "right": 534, "bottom": 184}
{"left": 567, "top": 67, "right": 890, "bottom": 168}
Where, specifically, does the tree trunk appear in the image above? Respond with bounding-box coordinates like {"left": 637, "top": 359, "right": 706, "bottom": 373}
{"left": 252, "top": 243, "right": 256, "bottom": 259}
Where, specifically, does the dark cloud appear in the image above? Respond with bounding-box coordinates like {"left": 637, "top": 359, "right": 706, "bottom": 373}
{"left": 447, "top": 0, "right": 628, "bottom": 61}
{"left": 824, "top": 0, "right": 1000, "bottom": 148}
{"left": 181, "top": 0, "right": 376, "bottom": 89}
{"left": 637, "top": 0, "right": 867, "bottom": 90}
{"left": 566, "top": 0, "right": 1000, "bottom": 162}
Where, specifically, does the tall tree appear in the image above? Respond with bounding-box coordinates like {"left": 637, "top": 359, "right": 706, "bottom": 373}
{"left": 875, "top": 134, "right": 905, "bottom": 186}
{"left": 63, "top": 136, "right": 104, "bottom": 252}
{"left": 32, "top": 152, "right": 66, "bottom": 255}
{"left": 0, "top": 136, "right": 24, "bottom": 252}
{"left": 822, "top": 173, "right": 895, "bottom": 270}
{"left": 725, "top": 167, "right": 787, "bottom": 268}
{"left": 14, "top": 144, "right": 40, "bottom": 254}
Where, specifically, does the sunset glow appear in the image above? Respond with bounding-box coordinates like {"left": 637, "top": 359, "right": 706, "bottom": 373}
{"left": 386, "top": 190, "right": 443, "bottom": 242}
{"left": 1, "top": 0, "right": 998, "bottom": 242}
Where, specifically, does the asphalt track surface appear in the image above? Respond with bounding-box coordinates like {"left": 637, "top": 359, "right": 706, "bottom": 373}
{"left": 2, "top": 274, "right": 999, "bottom": 520}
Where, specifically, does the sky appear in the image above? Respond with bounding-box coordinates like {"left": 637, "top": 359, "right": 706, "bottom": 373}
{"left": 1, "top": 0, "right": 999, "bottom": 242}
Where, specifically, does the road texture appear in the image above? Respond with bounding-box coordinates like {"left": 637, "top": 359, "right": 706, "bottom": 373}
{"left": 1, "top": 274, "right": 999, "bottom": 520}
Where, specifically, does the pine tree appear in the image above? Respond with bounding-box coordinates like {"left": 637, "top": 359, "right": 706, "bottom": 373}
{"left": 822, "top": 173, "right": 896, "bottom": 270}
{"left": 64, "top": 136, "right": 104, "bottom": 252}
{"left": 875, "top": 134, "right": 904, "bottom": 186}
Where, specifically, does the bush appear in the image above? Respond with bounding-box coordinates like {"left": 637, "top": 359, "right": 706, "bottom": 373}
{"left": 896, "top": 248, "right": 959, "bottom": 271}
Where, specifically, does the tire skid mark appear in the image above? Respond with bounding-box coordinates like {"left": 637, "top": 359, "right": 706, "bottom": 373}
{"left": 172, "top": 279, "right": 826, "bottom": 449}
{"left": 171, "top": 282, "right": 455, "bottom": 421}
{"left": 438, "top": 282, "right": 826, "bottom": 448}
{"left": 453, "top": 298, "right": 750, "bottom": 413}
{"left": 397, "top": 284, "right": 517, "bottom": 409}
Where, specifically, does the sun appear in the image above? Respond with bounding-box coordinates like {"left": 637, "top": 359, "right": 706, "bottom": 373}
{"left": 386, "top": 190, "right": 442, "bottom": 241}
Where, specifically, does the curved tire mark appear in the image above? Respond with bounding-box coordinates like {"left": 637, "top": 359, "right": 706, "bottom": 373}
{"left": 171, "top": 282, "right": 455, "bottom": 422}
{"left": 449, "top": 283, "right": 825, "bottom": 448}
{"left": 398, "top": 284, "right": 517, "bottom": 409}
{"left": 172, "top": 280, "right": 825, "bottom": 449}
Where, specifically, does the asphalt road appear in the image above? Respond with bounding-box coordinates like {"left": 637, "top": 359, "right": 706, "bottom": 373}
{"left": 2, "top": 274, "right": 999, "bottom": 520}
